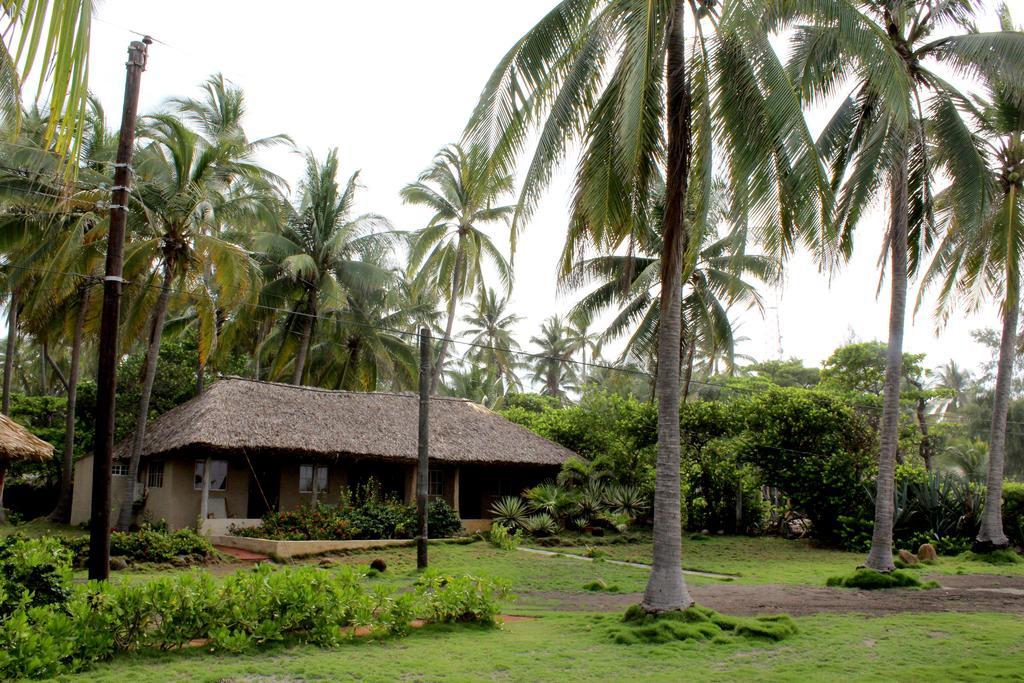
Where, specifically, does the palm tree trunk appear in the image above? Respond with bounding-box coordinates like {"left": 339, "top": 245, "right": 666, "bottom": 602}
{"left": 116, "top": 268, "right": 173, "bottom": 530}
{"left": 431, "top": 234, "right": 466, "bottom": 395}
{"left": 0, "top": 292, "right": 18, "bottom": 523}
{"left": 865, "top": 146, "right": 908, "bottom": 572}
{"left": 291, "top": 293, "right": 316, "bottom": 385}
{"left": 196, "top": 357, "right": 205, "bottom": 395}
{"left": 49, "top": 288, "right": 90, "bottom": 522}
{"left": 642, "top": 0, "right": 693, "bottom": 613}
{"left": 3, "top": 291, "right": 17, "bottom": 416}
{"left": 977, "top": 203, "right": 1019, "bottom": 548}
{"left": 682, "top": 338, "right": 696, "bottom": 402}
{"left": 45, "top": 348, "right": 69, "bottom": 394}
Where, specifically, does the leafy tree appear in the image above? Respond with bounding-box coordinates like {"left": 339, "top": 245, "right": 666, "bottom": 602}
{"left": 747, "top": 358, "right": 820, "bottom": 389}
{"left": 403, "top": 143, "right": 514, "bottom": 393}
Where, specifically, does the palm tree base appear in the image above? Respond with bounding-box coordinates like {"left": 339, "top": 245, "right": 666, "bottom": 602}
{"left": 971, "top": 538, "right": 1011, "bottom": 554}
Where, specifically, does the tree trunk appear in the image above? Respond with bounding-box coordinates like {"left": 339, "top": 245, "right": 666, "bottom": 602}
{"left": 865, "top": 146, "right": 909, "bottom": 572}
{"left": 49, "top": 288, "right": 90, "bottom": 523}
{"left": 977, "top": 194, "right": 1019, "bottom": 548}
{"left": 196, "top": 357, "right": 205, "bottom": 395}
{"left": 915, "top": 395, "right": 931, "bottom": 472}
{"left": 431, "top": 231, "right": 466, "bottom": 394}
{"left": 291, "top": 293, "right": 315, "bottom": 386}
{"left": 0, "top": 292, "right": 17, "bottom": 523}
{"left": 116, "top": 268, "right": 173, "bottom": 530}
{"left": 3, "top": 291, "right": 18, "bottom": 416}
{"left": 45, "top": 347, "right": 69, "bottom": 394}
{"left": 642, "top": 0, "right": 693, "bottom": 613}
{"left": 681, "top": 337, "right": 695, "bottom": 402}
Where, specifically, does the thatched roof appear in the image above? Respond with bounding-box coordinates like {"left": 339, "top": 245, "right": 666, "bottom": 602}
{"left": 113, "top": 377, "right": 575, "bottom": 467}
{"left": 0, "top": 413, "right": 54, "bottom": 462}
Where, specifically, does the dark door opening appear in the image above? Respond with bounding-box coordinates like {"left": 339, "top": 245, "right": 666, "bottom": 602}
{"left": 247, "top": 461, "right": 280, "bottom": 518}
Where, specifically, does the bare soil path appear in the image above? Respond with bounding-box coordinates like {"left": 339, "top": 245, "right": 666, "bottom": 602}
{"left": 520, "top": 574, "right": 1024, "bottom": 616}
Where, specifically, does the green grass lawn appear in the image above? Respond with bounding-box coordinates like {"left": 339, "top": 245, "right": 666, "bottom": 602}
{"left": 0, "top": 518, "right": 87, "bottom": 538}
{"left": 553, "top": 535, "right": 1024, "bottom": 585}
{"left": 64, "top": 611, "right": 1024, "bottom": 682}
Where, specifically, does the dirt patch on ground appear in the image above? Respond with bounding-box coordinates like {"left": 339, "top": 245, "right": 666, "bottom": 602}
{"left": 520, "top": 574, "right": 1024, "bottom": 616}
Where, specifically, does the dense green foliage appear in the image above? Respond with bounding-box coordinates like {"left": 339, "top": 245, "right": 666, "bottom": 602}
{"left": 1003, "top": 482, "right": 1024, "bottom": 547}
{"left": 0, "top": 538, "right": 509, "bottom": 679}
{"left": 7, "top": 524, "right": 214, "bottom": 567}
{"left": 232, "top": 496, "right": 462, "bottom": 541}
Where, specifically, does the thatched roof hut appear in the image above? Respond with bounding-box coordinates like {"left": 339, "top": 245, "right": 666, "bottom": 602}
{"left": 0, "top": 413, "right": 54, "bottom": 462}
{"left": 114, "top": 377, "right": 575, "bottom": 467}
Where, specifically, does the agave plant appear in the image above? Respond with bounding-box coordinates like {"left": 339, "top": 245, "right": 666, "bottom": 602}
{"left": 524, "top": 483, "right": 573, "bottom": 518}
{"left": 522, "top": 513, "right": 560, "bottom": 537}
{"left": 606, "top": 484, "right": 649, "bottom": 520}
{"left": 489, "top": 496, "right": 529, "bottom": 529}
{"left": 574, "top": 480, "right": 608, "bottom": 520}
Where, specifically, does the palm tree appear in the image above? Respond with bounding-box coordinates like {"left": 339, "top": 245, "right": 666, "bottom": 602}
{"left": 785, "top": 0, "right": 1024, "bottom": 571}
{"left": 920, "top": 6, "right": 1024, "bottom": 548}
{"left": 568, "top": 187, "right": 777, "bottom": 400}
{"left": 1, "top": 0, "right": 94, "bottom": 170}
{"left": 931, "top": 360, "right": 972, "bottom": 418}
{"left": 529, "top": 316, "right": 578, "bottom": 400}
{"left": 0, "top": 103, "right": 112, "bottom": 522}
{"left": 114, "top": 114, "right": 274, "bottom": 529}
{"left": 255, "top": 148, "right": 391, "bottom": 386}
{"left": 565, "top": 319, "right": 601, "bottom": 390}
{"left": 467, "top": 0, "right": 827, "bottom": 611}
{"left": 403, "top": 143, "right": 514, "bottom": 394}
{"left": 460, "top": 287, "right": 523, "bottom": 397}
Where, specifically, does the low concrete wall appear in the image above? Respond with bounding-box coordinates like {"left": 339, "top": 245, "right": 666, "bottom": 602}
{"left": 209, "top": 535, "right": 416, "bottom": 559}
{"left": 201, "top": 518, "right": 260, "bottom": 536}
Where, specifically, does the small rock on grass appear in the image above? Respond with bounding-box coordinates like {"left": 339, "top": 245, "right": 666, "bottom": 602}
{"left": 917, "top": 543, "right": 938, "bottom": 563}
{"left": 110, "top": 556, "right": 128, "bottom": 571}
{"left": 897, "top": 549, "right": 919, "bottom": 565}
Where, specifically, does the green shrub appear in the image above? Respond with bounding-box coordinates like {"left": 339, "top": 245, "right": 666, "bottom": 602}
{"left": 487, "top": 522, "right": 522, "bottom": 551}
{"left": 825, "top": 568, "right": 939, "bottom": 590}
{"left": 233, "top": 494, "right": 462, "bottom": 542}
{"left": 583, "top": 579, "right": 620, "bottom": 592}
{"left": 427, "top": 500, "right": 463, "bottom": 538}
{"left": 60, "top": 524, "right": 214, "bottom": 566}
{"left": 0, "top": 535, "right": 73, "bottom": 619}
{"left": 414, "top": 573, "right": 511, "bottom": 626}
{"left": 0, "top": 561, "right": 510, "bottom": 679}
{"left": 1003, "top": 482, "right": 1024, "bottom": 547}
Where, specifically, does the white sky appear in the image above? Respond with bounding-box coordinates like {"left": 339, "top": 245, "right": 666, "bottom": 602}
{"left": 84, "top": 0, "right": 1009, "bottom": 378}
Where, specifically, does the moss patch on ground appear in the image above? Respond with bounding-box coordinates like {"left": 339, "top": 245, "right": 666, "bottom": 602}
{"left": 961, "top": 549, "right": 1023, "bottom": 565}
{"left": 826, "top": 568, "right": 939, "bottom": 590}
{"left": 608, "top": 604, "right": 798, "bottom": 645}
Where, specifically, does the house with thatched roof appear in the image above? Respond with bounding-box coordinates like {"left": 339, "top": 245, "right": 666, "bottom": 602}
{"left": 0, "top": 413, "right": 55, "bottom": 522}
{"left": 70, "top": 377, "right": 575, "bottom": 533}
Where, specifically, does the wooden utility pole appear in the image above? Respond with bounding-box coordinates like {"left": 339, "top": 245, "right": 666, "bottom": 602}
{"left": 88, "top": 37, "right": 150, "bottom": 581}
{"left": 416, "top": 327, "right": 431, "bottom": 569}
